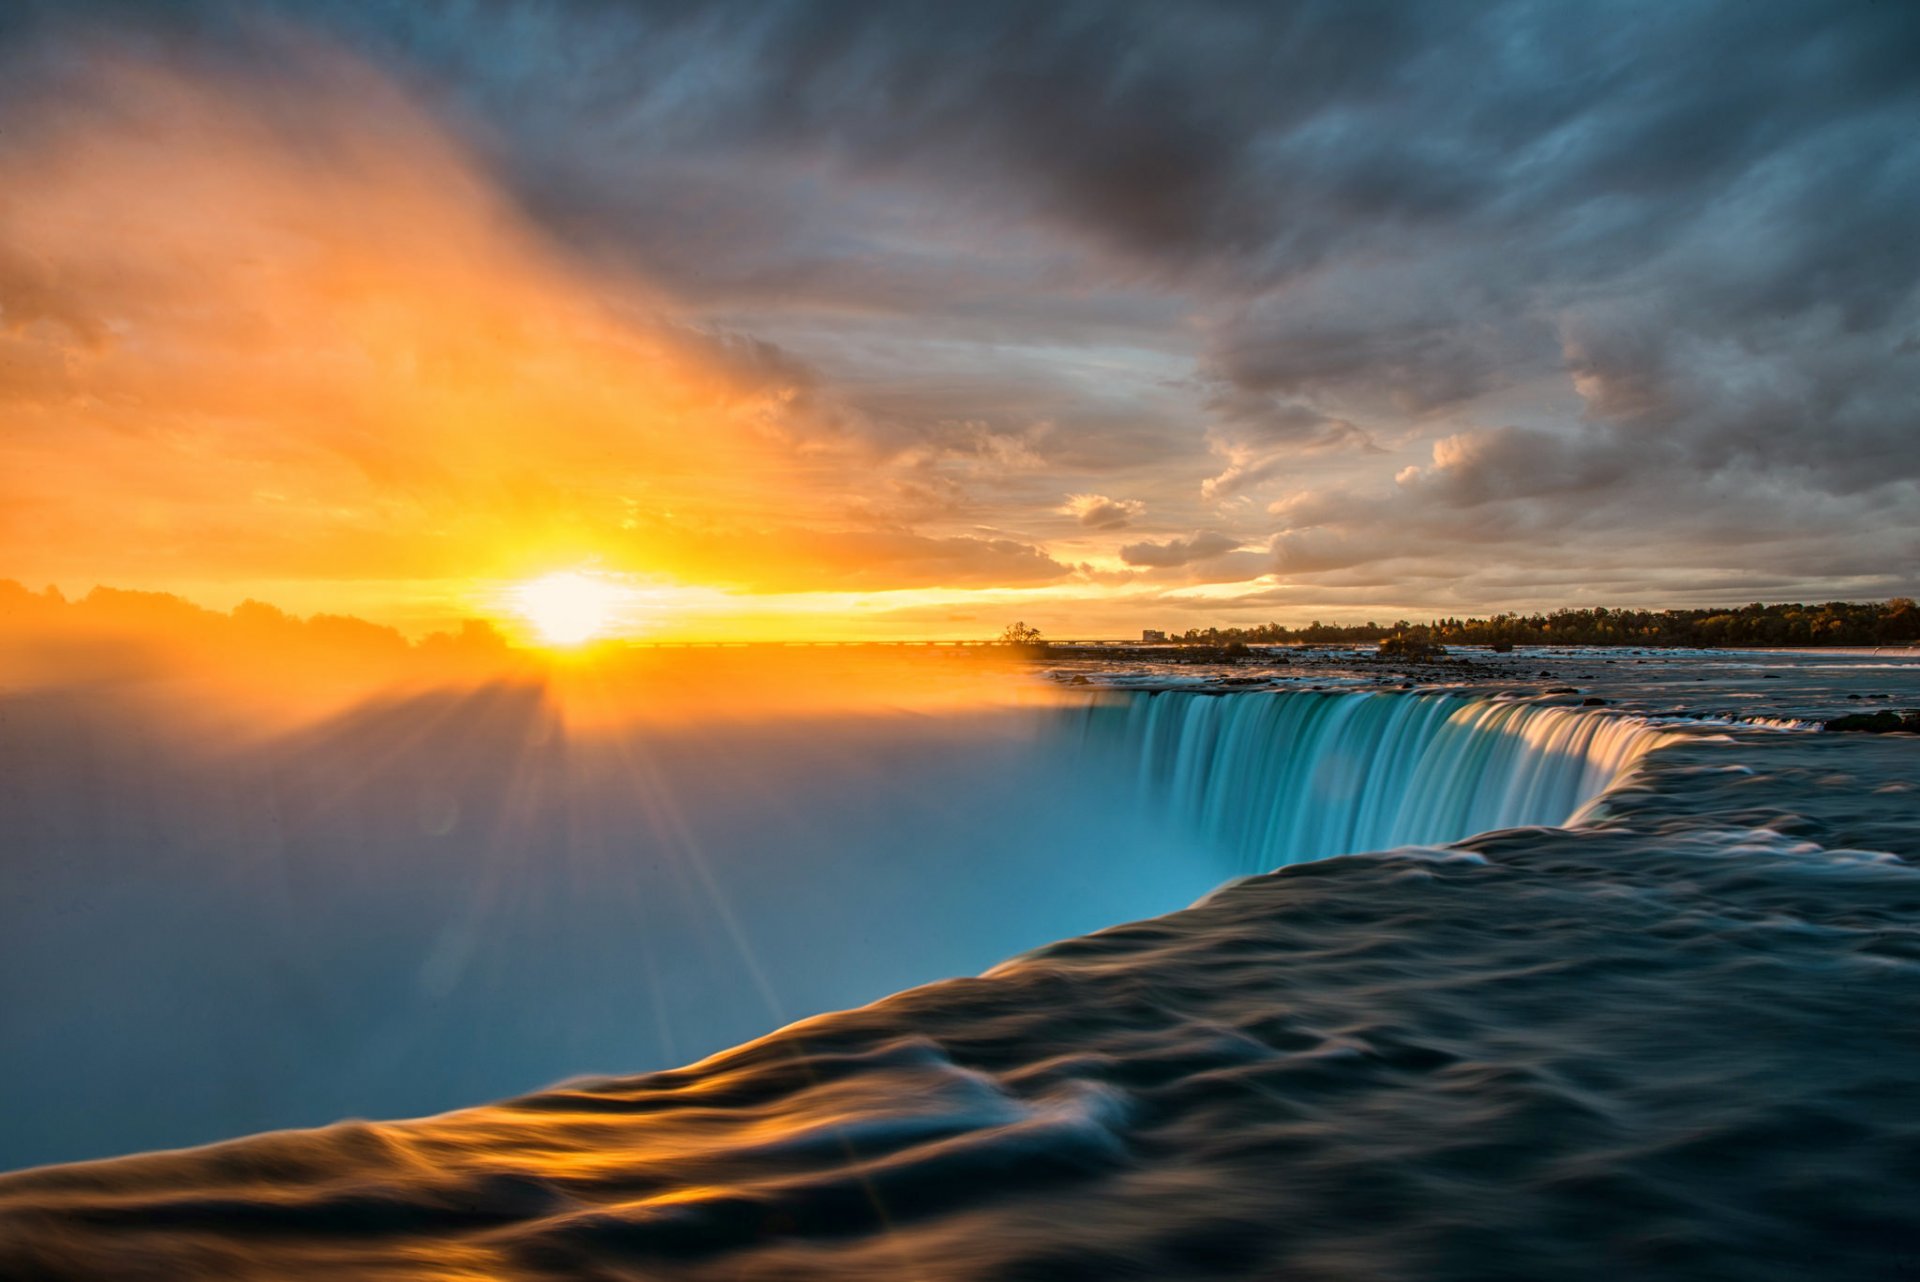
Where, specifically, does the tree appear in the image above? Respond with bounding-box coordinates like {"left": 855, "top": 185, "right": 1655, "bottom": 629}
{"left": 998, "top": 621, "right": 1044, "bottom": 647}
{"left": 1378, "top": 633, "right": 1446, "bottom": 660}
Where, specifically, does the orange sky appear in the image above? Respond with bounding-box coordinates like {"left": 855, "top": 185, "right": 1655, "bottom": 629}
{"left": 4, "top": 55, "right": 770, "bottom": 632}
{"left": 0, "top": 45, "right": 1128, "bottom": 640}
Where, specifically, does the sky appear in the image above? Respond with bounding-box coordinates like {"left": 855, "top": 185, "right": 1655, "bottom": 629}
{"left": 2, "top": 0, "right": 1917, "bottom": 639}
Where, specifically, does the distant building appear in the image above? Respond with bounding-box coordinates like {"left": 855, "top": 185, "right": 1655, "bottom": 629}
{"left": 1141, "top": 629, "right": 1167, "bottom": 643}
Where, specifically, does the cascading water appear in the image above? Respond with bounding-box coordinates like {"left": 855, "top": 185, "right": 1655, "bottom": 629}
{"left": 1074, "top": 690, "right": 1674, "bottom": 872}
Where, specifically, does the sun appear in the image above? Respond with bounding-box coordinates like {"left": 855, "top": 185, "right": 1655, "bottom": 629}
{"left": 511, "top": 571, "right": 631, "bottom": 646}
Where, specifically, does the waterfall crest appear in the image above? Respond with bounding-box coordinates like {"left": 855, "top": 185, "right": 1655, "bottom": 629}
{"left": 1076, "top": 691, "right": 1673, "bottom": 872}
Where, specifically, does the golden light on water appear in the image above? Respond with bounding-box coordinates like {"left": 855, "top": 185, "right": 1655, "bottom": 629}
{"left": 511, "top": 571, "right": 634, "bottom": 646}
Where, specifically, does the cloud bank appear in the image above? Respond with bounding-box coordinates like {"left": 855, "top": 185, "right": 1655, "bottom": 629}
{"left": 3, "top": 0, "right": 1915, "bottom": 630}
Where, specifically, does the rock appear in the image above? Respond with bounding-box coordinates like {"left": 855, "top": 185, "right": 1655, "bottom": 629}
{"left": 1823, "top": 710, "right": 1920, "bottom": 734}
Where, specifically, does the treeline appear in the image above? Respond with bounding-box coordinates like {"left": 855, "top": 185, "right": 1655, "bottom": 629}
{"left": 1167, "top": 599, "right": 1920, "bottom": 649}
{"left": 0, "top": 579, "right": 521, "bottom": 691}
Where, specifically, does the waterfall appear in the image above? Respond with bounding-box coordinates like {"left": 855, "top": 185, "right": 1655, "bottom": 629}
{"left": 1075, "top": 690, "right": 1673, "bottom": 872}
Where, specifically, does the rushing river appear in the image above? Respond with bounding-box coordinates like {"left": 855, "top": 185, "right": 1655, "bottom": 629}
{"left": 2, "top": 648, "right": 1917, "bottom": 1280}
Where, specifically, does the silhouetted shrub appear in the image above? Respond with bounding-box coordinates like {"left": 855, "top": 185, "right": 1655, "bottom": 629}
{"left": 1378, "top": 635, "right": 1446, "bottom": 661}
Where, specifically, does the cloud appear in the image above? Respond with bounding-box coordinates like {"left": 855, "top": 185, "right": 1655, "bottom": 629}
{"left": 1199, "top": 423, "right": 1373, "bottom": 503}
{"left": 1201, "top": 390, "right": 1373, "bottom": 449}
{"left": 1396, "top": 427, "right": 1638, "bottom": 508}
{"left": 1268, "top": 527, "right": 1393, "bottom": 576}
{"left": 1200, "top": 276, "right": 1516, "bottom": 420}
{"left": 631, "top": 524, "right": 1073, "bottom": 593}
{"left": 1119, "top": 530, "right": 1241, "bottom": 569}
{"left": 3, "top": 0, "right": 1917, "bottom": 626}
{"left": 1061, "top": 493, "right": 1145, "bottom": 529}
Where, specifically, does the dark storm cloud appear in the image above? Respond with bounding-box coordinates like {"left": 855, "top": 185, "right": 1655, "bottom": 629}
{"left": 7, "top": 0, "right": 1918, "bottom": 608}
{"left": 12, "top": 0, "right": 1917, "bottom": 308}
{"left": 370, "top": 0, "right": 1451, "bottom": 273}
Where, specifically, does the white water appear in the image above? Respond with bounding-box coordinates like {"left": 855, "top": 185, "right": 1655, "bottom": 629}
{"left": 1074, "top": 691, "right": 1673, "bottom": 872}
